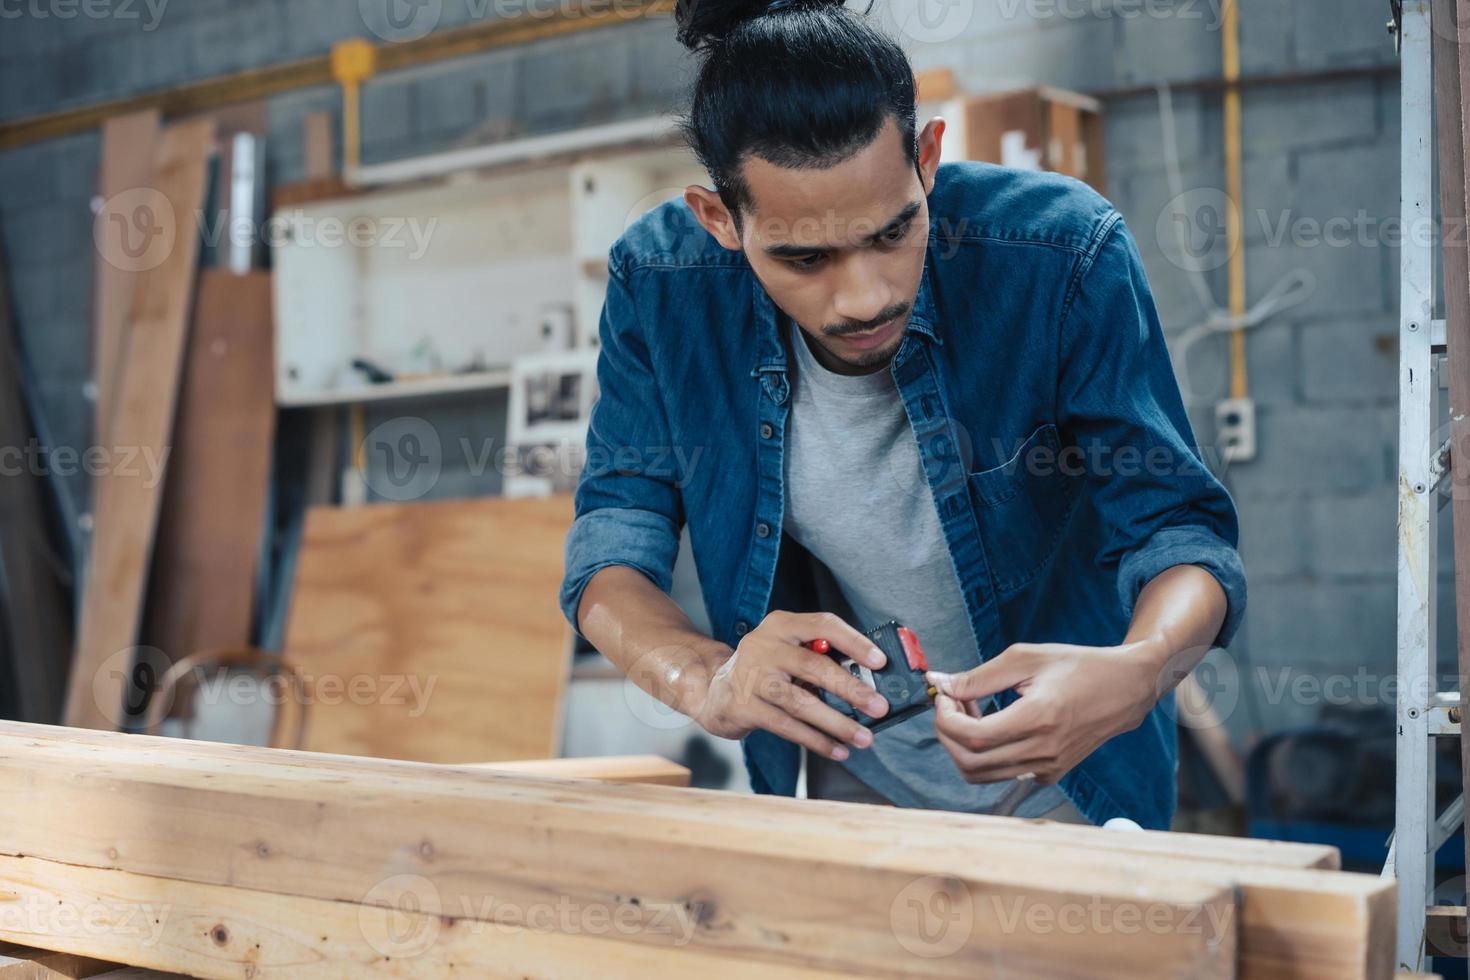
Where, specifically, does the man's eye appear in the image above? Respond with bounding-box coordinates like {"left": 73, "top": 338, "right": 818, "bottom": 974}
{"left": 880, "top": 222, "right": 911, "bottom": 245}
{"left": 787, "top": 253, "right": 826, "bottom": 271}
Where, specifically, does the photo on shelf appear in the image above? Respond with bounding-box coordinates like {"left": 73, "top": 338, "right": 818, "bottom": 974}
{"left": 508, "top": 348, "right": 602, "bottom": 447}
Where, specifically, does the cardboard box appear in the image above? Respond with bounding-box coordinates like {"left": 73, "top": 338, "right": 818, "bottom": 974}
{"left": 922, "top": 84, "right": 1107, "bottom": 194}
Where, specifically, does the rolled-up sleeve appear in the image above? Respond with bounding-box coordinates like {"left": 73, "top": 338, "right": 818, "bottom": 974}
{"left": 559, "top": 260, "right": 685, "bottom": 635}
{"left": 1057, "top": 214, "right": 1246, "bottom": 648}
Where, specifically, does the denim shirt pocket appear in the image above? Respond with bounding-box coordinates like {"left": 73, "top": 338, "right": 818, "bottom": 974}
{"left": 968, "top": 422, "right": 1081, "bottom": 595}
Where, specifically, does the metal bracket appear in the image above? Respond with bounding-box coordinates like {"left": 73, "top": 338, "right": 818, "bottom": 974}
{"left": 1429, "top": 690, "right": 1463, "bottom": 735}
{"left": 1431, "top": 438, "right": 1454, "bottom": 496}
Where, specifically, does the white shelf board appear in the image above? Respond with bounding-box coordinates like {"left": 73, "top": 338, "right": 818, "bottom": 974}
{"left": 277, "top": 367, "right": 511, "bottom": 408}
{"left": 347, "top": 115, "right": 683, "bottom": 189}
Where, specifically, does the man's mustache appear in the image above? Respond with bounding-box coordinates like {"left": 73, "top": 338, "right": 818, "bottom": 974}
{"left": 822, "top": 302, "right": 911, "bottom": 337}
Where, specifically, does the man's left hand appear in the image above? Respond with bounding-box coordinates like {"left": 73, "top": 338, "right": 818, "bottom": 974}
{"left": 927, "top": 642, "right": 1162, "bottom": 785}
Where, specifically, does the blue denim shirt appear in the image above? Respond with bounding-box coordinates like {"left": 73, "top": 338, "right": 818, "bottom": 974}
{"left": 560, "top": 161, "right": 1246, "bottom": 830}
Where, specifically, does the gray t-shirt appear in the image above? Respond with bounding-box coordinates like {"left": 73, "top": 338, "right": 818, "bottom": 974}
{"left": 783, "top": 319, "right": 1070, "bottom": 818}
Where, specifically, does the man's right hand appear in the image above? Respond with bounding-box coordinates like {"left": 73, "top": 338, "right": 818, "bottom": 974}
{"left": 691, "top": 611, "right": 890, "bottom": 761}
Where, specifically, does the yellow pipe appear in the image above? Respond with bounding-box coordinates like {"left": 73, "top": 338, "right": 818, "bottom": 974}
{"left": 342, "top": 84, "right": 362, "bottom": 172}
{"left": 331, "top": 40, "right": 376, "bottom": 172}
{"left": 1222, "top": 0, "right": 1249, "bottom": 400}
{"left": 330, "top": 40, "right": 379, "bottom": 473}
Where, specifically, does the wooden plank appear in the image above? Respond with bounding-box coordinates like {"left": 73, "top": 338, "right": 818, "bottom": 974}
{"left": 0, "top": 943, "right": 118, "bottom": 979}
{"left": 302, "top": 111, "right": 333, "bottom": 181}
{"left": 0, "top": 229, "right": 72, "bottom": 724}
{"left": 470, "top": 755, "right": 690, "bottom": 787}
{"left": 64, "top": 120, "right": 215, "bottom": 731}
{"left": 92, "top": 110, "right": 160, "bottom": 450}
{"left": 1440, "top": 0, "right": 1470, "bottom": 928}
{"left": 141, "top": 270, "right": 275, "bottom": 666}
{"left": 281, "top": 497, "right": 573, "bottom": 763}
{"left": 0, "top": 722, "right": 1242, "bottom": 978}
{"left": 29, "top": 721, "right": 1343, "bottom": 873}
{"left": 1425, "top": 904, "right": 1466, "bottom": 958}
{"left": 0, "top": 855, "right": 844, "bottom": 980}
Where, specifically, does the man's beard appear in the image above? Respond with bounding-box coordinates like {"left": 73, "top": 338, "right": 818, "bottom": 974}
{"left": 816, "top": 301, "right": 911, "bottom": 369}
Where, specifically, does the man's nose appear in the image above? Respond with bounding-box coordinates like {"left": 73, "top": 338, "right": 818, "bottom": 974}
{"left": 830, "top": 252, "right": 896, "bottom": 326}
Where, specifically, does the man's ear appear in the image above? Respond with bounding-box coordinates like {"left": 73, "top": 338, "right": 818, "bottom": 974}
{"left": 684, "top": 185, "right": 743, "bottom": 251}
{"left": 916, "top": 117, "right": 946, "bottom": 195}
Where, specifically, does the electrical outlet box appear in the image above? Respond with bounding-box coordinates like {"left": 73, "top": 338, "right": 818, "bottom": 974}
{"left": 1215, "top": 397, "right": 1257, "bottom": 464}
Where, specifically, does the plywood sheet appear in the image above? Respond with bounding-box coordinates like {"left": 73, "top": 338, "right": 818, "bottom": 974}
{"left": 282, "top": 495, "right": 573, "bottom": 762}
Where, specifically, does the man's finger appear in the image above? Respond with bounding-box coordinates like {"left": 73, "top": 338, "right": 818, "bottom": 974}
{"left": 927, "top": 646, "right": 1033, "bottom": 702}
{"left": 772, "top": 612, "right": 887, "bottom": 669}
{"left": 933, "top": 691, "right": 1041, "bottom": 752}
{"left": 750, "top": 699, "right": 848, "bottom": 761}
{"left": 785, "top": 647, "right": 890, "bottom": 717}
{"left": 780, "top": 683, "right": 875, "bottom": 749}
{"left": 933, "top": 719, "right": 1046, "bottom": 784}
{"left": 952, "top": 736, "right": 1045, "bottom": 775}
{"left": 933, "top": 713, "right": 1050, "bottom": 784}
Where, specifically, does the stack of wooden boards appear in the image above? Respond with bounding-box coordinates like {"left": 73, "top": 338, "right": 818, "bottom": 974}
{"left": 67, "top": 108, "right": 277, "bottom": 733}
{"left": 0, "top": 722, "right": 1393, "bottom": 978}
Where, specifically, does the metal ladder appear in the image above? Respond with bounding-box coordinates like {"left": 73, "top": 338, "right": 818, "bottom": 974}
{"left": 1390, "top": 0, "right": 1470, "bottom": 969}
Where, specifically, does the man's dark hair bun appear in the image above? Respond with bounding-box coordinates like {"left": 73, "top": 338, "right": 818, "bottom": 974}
{"left": 674, "top": 0, "right": 851, "bottom": 51}
{"left": 675, "top": 0, "right": 911, "bottom": 217}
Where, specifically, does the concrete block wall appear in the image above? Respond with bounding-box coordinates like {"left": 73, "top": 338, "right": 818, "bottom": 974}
{"left": 0, "top": 0, "right": 1420, "bottom": 739}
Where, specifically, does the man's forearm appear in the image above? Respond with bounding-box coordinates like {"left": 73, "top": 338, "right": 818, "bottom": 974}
{"left": 1122, "top": 563, "right": 1229, "bottom": 696}
{"left": 577, "top": 565, "right": 731, "bottom": 719}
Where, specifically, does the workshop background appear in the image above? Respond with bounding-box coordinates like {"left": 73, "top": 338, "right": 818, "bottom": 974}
{"left": 0, "top": 0, "right": 1431, "bottom": 863}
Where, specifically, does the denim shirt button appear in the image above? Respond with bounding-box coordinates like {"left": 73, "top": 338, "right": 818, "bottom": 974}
{"left": 735, "top": 620, "right": 750, "bottom": 636}
{"left": 760, "top": 422, "right": 774, "bottom": 439}
{"left": 756, "top": 521, "right": 772, "bottom": 538}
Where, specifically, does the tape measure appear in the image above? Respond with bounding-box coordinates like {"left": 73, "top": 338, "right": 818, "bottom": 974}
{"left": 805, "top": 621, "right": 937, "bottom": 734}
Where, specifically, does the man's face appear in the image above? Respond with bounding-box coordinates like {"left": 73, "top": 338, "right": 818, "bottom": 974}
{"left": 686, "top": 116, "right": 944, "bottom": 375}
